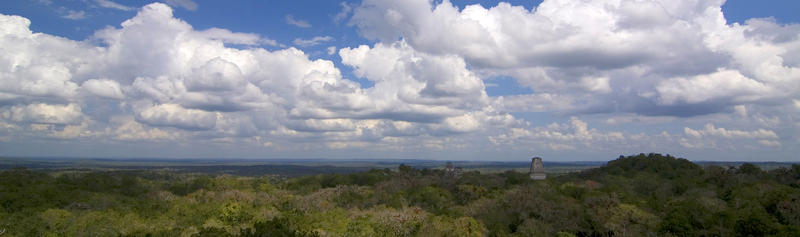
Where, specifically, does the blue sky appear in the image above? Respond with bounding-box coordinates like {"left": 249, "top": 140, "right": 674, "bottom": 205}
{"left": 0, "top": 0, "right": 799, "bottom": 161}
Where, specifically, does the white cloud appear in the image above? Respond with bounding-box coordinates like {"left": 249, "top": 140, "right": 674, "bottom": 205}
{"left": 9, "top": 3, "right": 506, "bottom": 142}
{"left": 49, "top": 120, "right": 93, "bottom": 139}
{"left": 604, "top": 114, "right": 675, "bottom": 125}
{"left": 758, "top": 140, "right": 781, "bottom": 147}
{"left": 684, "top": 123, "right": 778, "bottom": 140}
{"left": 111, "top": 117, "right": 177, "bottom": 141}
{"left": 579, "top": 76, "right": 612, "bottom": 93}
{"left": 334, "top": 2, "right": 354, "bottom": 24}
{"left": 338, "top": 41, "right": 490, "bottom": 120}
{"left": 487, "top": 116, "right": 784, "bottom": 154}
{"left": 0, "top": 2, "right": 797, "bottom": 159}
{"left": 350, "top": 0, "right": 800, "bottom": 119}
{"left": 61, "top": 10, "right": 87, "bottom": 20}
{"left": 0, "top": 14, "right": 87, "bottom": 101}
{"left": 136, "top": 103, "right": 217, "bottom": 130}
{"left": 30, "top": 124, "right": 50, "bottom": 131}
{"left": 286, "top": 15, "right": 311, "bottom": 28}
{"left": 734, "top": 105, "right": 748, "bottom": 118}
{"left": 293, "top": 36, "right": 334, "bottom": 47}
{"left": 488, "top": 117, "right": 626, "bottom": 151}
{"left": 165, "top": 0, "right": 198, "bottom": 11}
{"left": 492, "top": 93, "right": 575, "bottom": 113}
{"left": 327, "top": 46, "right": 337, "bottom": 55}
{"left": 196, "top": 28, "right": 278, "bottom": 46}
{"left": 82, "top": 79, "right": 124, "bottom": 99}
{"left": 441, "top": 113, "right": 481, "bottom": 133}
{"left": 94, "top": 0, "right": 134, "bottom": 11}
{"left": 681, "top": 123, "right": 781, "bottom": 148}
{"left": 184, "top": 58, "right": 246, "bottom": 91}
{"left": 351, "top": 0, "right": 703, "bottom": 69}
{"left": 6, "top": 103, "right": 83, "bottom": 125}
{"left": 656, "top": 69, "right": 771, "bottom": 105}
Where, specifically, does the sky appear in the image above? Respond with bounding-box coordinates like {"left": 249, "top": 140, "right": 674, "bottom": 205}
{"left": 0, "top": 0, "right": 799, "bottom": 161}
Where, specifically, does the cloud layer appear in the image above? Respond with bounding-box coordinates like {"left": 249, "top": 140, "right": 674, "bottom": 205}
{"left": 350, "top": 0, "right": 800, "bottom": 117}
{"left": 0, "top": 1, "right": 798, "bottom": 160}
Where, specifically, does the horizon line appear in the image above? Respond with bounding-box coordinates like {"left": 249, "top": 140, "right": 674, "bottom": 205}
{"left": 2, "top": 155, "right": 798, "bottom": 164}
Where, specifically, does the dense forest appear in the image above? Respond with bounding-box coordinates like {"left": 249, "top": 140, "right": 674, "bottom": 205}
{"left": 1, "top": 153, "right": 799, "bottom": 236}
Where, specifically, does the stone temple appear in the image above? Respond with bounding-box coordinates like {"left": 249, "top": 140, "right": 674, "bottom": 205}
{"left": 444, "top": 161, "right": 463, "bottom": 177}
{"left": 529, "top": 157, "right": 546, "bottom": 180}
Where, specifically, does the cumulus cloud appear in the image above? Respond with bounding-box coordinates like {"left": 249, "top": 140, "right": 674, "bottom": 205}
{"left": 111, "top": 116, "right": 178, "bottom": 141}
{"left": 5, "top": 103, "right": 83, "bottom": 125}
{"left": 680, "top": 123, "right": 781, "bottom": 148}
{"left": 337, "top": 41, "right": 491, "bottom": 121}
{"left": 487, "top": 117, "right": 783, "bottom": 155}
{"left": 0, "top": 3, "right": 513, "bottom": 152}
{"left": 683, "top": 123, "right": 778, "bottom": 140}
{"left": 49, "top": 120, "right": 93, "bottom": 139}
{"left": 0, "top": 14, "right": 89, "bottom": 101}
{"left": 350, "top": 0, "right": 800, "bottom": 119}
{"left": 136, "top": 103, "right": 217, "bottom": 130}
{"left": 489, "top": 117, "right": 625, "bottom": 151}
{"left": 82, "top": 79, "right": 124, "bottom": 99}
{"left": 351, "top": 0, "right": 703, "bottom": 69}
{"left": 656, "top": 69, "right": 771, "bottom": 105}
{"left": 0, "top": 2, "right": 795, "bottom": 159}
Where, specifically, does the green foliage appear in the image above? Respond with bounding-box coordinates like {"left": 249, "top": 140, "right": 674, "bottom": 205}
{"left": 219, "top": 202, "right": 252, "bottom": 224}
{"left": 738, "top": 163, "right": 764, "bottom": 175}
{"left": 398, "top": 164, "right": 417, "bottom": 175}
{"left": 454, "top": 184, "right": 489, "bottom": 204}
{"left": 776, "top": 197, "right": 800, "bottom": 226}
{"left": 240, "top": 217, "right": 319, "bottom": 237}
{"left": 353, "top": 206, "right": 426, "bottom": 236}
{"left": 556, "top": 231, "right": 577, "bottom": 237}
{"left": 332, "top": 185, "right": 373, "bottom": 209}
{"left": 604, "top": 203, "right": 659, "bottom": 236}
{"left": 168, "top": 175, "right": 212, "bottom": 195}
{"left": 407, "top": 185, "right": 454, "bottom": 214}
{"left": 417, "top": 215, "right": 487, "bottom": 237}
{"left": 40, "top": 208, "right": 72, "bottom": 235}
{"left": 195, "top": 226, "right": 233, "bottom": 237}
{"left": 598, "top": 153, "right": 702, "bottom": 179}
{"left": 1, "top": 153, "right": 798, "bottom": 236}
{"left": 493, "top": 170, "right": 531, "bottom": 188}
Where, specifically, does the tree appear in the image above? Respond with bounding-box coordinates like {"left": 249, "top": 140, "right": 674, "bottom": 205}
{"left": 240, "top": 217, "right": 319, "bottom": 237}
{"left": 737, "top": 163, "right": 763, "bottom": 175}
{"left": 776, "top": 198, "right": 800, "bottom": 226}
{"left": 407, "top": 185, "right": 454, "bottom": 214}
{"left": 734, "top": 207, "right": 778, "bottom": 237}
{"left": 398, "top": 164, "right": 418, "bottom": 175}
{"left": 604, "top": 204, "right": 658, "bottom": 236}
{"left": 219, "top": 202, "right": 252, "bottom": 225}
{"left": 40, "top": 209, "right": 73, "bottom": 235}
{"left": 418, "top": 215, "right": 487, "bottom": 237}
